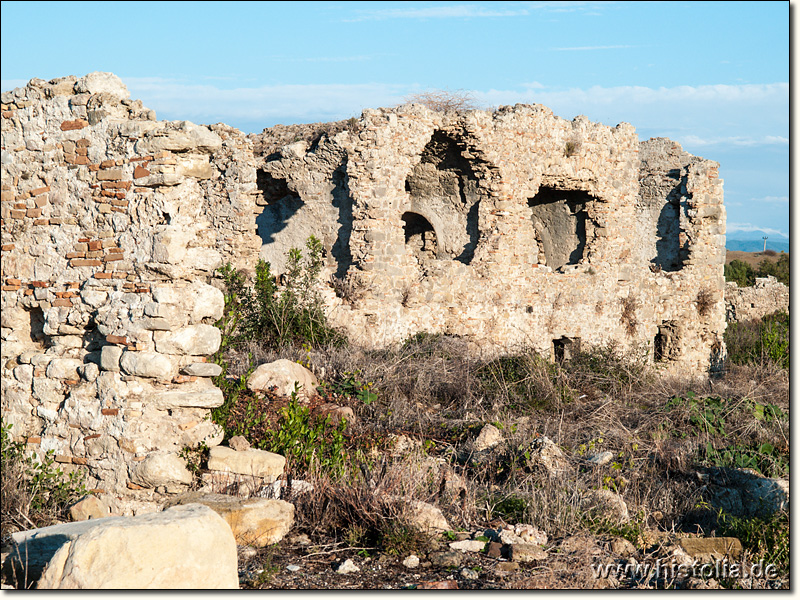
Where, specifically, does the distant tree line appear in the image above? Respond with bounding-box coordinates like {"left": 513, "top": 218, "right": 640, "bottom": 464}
{"left": 724, "top": 252, "right": 789, "bottom": 287}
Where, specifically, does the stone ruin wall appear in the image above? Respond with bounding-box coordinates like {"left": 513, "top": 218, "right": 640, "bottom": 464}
{"left": 1, "top": 73, "right": 727, "bottom": 510}
{"left": 255, "top": 104, "right": 726, "bottom": 370}
{"left": 725, "top": 277, "right": 789, "bottom": 322}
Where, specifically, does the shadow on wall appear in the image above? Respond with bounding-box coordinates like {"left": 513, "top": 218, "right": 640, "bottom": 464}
{"left": 528, "top": 187, "right": 590, "bottom": 270}
{"left": 652, "top": 169, "right": 688, "bottom": 272}
{"left": 330, "top": 164, "right": 353, "bottom": 279}
{"left": 255, "top": 171, "right": 304, "bottom": 247}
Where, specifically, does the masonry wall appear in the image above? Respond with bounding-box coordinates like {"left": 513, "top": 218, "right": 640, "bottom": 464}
{"left": 1, "top": 73, "right": 261, "bottom": 514}
{"left": 725, "top": 277, "right": 789, "bottom": 322}
{"left": 1, "top": 73, "right": 728, "bottom": 510}
{"left": 253, "top": 105, "right": 727, "bottom": 372}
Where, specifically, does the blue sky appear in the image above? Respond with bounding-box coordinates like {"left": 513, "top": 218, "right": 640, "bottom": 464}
{"left": 1, "top": 1, "right": 790, "bottom": 242}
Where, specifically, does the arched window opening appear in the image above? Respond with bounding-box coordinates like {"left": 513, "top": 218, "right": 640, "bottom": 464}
{"left": 403, "top": 212, "right": 438, "bottom": 268}
{"left": 528, "top": 187, "right": 592, "bottom": 271}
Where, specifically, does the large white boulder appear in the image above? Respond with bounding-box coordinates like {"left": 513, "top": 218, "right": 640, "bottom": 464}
{"left": 7, "top": 504, "right": 238, "bottom": 589}
{"left": 247, "top": 359, "right": 319, "bottom": 399}
{"left": 206, "top": 445, "right": 285, "bottom": 482}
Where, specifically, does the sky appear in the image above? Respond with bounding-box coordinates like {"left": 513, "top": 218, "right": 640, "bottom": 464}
{"left": 1, "top": 1, "right": 790, "bottom": 243}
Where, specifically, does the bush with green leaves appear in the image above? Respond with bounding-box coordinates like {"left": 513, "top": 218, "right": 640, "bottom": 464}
{"left": 215, "top": 236, "right": 345, "bottom": 350}
{"left": 1, "top": 421, "right": 88, "bottom": 532}
{"left": 724, "top": 259, "right": 755, "bottom": 287}
{"left": 725, "top": 310, "right": 788, "bottom": 369}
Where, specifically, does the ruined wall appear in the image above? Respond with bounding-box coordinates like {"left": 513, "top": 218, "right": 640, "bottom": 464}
{"left": 1, "top": 73, "right": 728, "bottom": 508}
{"left": 1, "top": 73, "right": 261, "bottom": 514}
{"left": 253, "top": 104, "right": 727, "bottom": 373}
{"left": 725, "top": 277, "right": 790, "bottom": 322}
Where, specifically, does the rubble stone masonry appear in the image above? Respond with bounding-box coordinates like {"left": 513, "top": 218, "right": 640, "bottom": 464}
{"left": 2, "top": 73, "right": 727, "bottom": 510}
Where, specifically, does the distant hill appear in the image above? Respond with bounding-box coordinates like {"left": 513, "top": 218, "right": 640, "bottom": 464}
{"left": 726, "top": 239, "right": 789, "bottom": 253}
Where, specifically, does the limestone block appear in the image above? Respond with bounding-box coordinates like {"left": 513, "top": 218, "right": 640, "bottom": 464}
{"left": 677, "top": 537, "right": 743, "bottom": 562}
{"left": 9, "top": 504, "right": 238, "bottom": 589}
{"left": 0, "top": 306, "right": 27, "bottom": 329}
{"left": 206, "top": 446, "right": 285, "bottom": 481}
{"left": 74, "top": 71, "right": 130, "bottom": 100}
{"left": 188, "top": 283, "right": 225, "bottom": 322}
{"left": 180, "top": 363, "right": 223, "bottom": 377}
{"left": 119, "top": 351, "right": 174, "bottom": 380}
{"left": 152, "top": 228, "right": 194, "bottom": 264}
{"left": 135, "top": 121, "right": 222, "bottom": 154}
{"left": 69, "top": 495, "right": 109, "bottom": 522}
{"left": 167, "top": 493, "right": 294, "bottom": 547}
{"left": 155, "top": 324, "right": 221, "bottom": 356}
{"left": 405, "top": 500, "right": 450, "bottom": 534}
{"left": 509, "top": 543, "right": 548, "bottom": 562}
{"left": 582, "top": 489, "right": 630, "bottom": 523}
{"left": 45, "top": 358, "right": 82, "bottom": 380}
{"left": 149, "top": 387, "right": 224, "bottom": 410}
{"left": 472, "top": 424, "right": 503, "bottom": 452}
{"left": 247, "top": 359, "right": 319, "bottom": 399}
{"left": 99, "top": 346, "right": 123, "bottom": 372}
{"left": 129, "top": 452, "right": 193, "bottom": 489}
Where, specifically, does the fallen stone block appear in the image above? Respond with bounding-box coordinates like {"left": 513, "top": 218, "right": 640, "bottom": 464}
{"left": 166, "top": 492, "right": 294, "bottom": 547}
{"left": 206, "top": 445, "right": 285, "bottom": 481}
{"left": 6, "top": 504, "right": 238, "bottom": 589}
{"left": 247, "top": 359, "right": 319, "bottom": 399}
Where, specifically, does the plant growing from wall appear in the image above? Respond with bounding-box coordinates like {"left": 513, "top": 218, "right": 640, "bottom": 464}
{"left": 215, "top": 236, "right": 346, "bottom": 349}
{"left": 1, "top": 421, "right": 88, "bottom": 532}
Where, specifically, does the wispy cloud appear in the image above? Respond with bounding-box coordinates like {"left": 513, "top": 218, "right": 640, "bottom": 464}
{"left": 749, "top": 196, "right": 789, "bottom": 205}
{"left": 551, "top": 44, "right": 637, "bottom": 51}
{"left": 727, "top": 222, "right": 789, "bottom": 238}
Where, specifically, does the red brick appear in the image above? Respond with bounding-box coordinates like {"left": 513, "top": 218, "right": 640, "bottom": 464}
{"left": 1, "top": 285, "right": 21, "bottom": 291}
{"left": 26, "top": 436, "right": 42, "bottom": 444}
{"left": 60, "top": 119, "right": 89, "bottom": 131}
{"left": 88, "top": 164, "right": 99, "bottom": 171}
{"left": 71, "top": 457, "right": 89, "bottom": 465}
{"left": 2, "top": 110, "right": 15, "bottom": 118}
{"left": 65, "top": 252, "right": 86, "bottom": 259}
{"left": 130, "top": 156, "right": 153, "bottom": 163}
{"left": 2, "top": 244, "right": 16, "bottom": 250}
{"left": 67, "top": 155, "right": 90, "bottom": 165}
{"left": 88, "top": 240, "right": 102, "bottom": 251}
{"left": 100, "top": 160, "right": 116, "bottom": 169}
{"left": 5, "top": 278, "right": 21, "bottom": 285}
{"left": 34, "top": 195, "right": 49, "bottom": 207}
{"left": 26, "top": 208, "right": 42, "bottom": 218}
{"left": 76, "top": 147, "right": 88, "bottom": 156}
{"left": 94, "top": 272, "right": 114, "bottom": 279}
{"left": 10, "top": 209, "right": 25, "bottom": 219}
{"left": 53, "top": 298, "right": 73, "bottom": 307}
{"left": 133, "top": 166, "right": 151, "bottom": 179}
{"left": 70, "top": 258, "right": 102, "bottom": 267}
{"left": 76, "top": 138, "right": 90, "bottom": 148}
{"left": 0, "top": 190, "right": 14, "bottom": 202}
{"left": 101, "top": 181, "right": 131, "bottom": 190}
{"left": 103, "top": 254, "right": 123, "bottom": 262}
{"left": 29, "top": 186, "right": 50, "bottom": 197}
{"left": 30, "top": 280, "right": 49, "bottom": 288}
{"left": 101, "top": 408, "right": 119, "bottom": 416}
{"left": 84, "top": 434, "right": 101, "bottom": 440}
{"left": 127, "top": 481, "right": 145, "bottom": 490}
{"left": 110, "top": 199, "right": 129, "bottom": 207}
{"left": 105, "top": 335, "right": 128, "bottom": 345}
{"left": 33, "top": 219, "right": 50, "bottom": 226}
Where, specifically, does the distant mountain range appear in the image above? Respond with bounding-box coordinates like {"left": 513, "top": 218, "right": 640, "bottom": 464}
{"left": 726, "top": 239, "right": 789, "bottom": 253}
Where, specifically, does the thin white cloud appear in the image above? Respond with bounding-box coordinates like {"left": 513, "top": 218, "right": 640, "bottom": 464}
{"left": 749, "top": 196, "right": 789, "bottom": 205}
{"left": 680, "top": 134, "right": 789, "bottom": 148}
{"left": 344, "top": 4, "right": 529, "bottom": 21}
{"left": 727, "top": 223, "right": 789, "bottom": 238}
{"left": 551, "top": 44, "right": 636, "bottom": 51}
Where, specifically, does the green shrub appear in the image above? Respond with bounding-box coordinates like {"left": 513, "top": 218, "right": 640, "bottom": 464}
{"left": 724, "top": 259, "right": 755, "bottom": 287}
{"left": 215, "top": 236, "right": 346, "bottom": 350}
{"left": 1, "top": 421, "right": 88, "bottom": 532}
{"left": 717, "top": 509, "right": 789, "bottom": 576}
{"left": 725, "top": 311, "right": 788, "bottom": 369}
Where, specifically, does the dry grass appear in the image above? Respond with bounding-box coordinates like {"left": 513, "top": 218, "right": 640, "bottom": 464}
{"left": 404, "top": 89, "right": 481, "bottom": 112}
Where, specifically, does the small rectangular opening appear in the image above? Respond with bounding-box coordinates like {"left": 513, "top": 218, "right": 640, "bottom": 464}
{"left": 654, "top": 321, "right": 680, "bottom": 362}
{"left": 553, "top": 336, "right": 580, "bottom": 362}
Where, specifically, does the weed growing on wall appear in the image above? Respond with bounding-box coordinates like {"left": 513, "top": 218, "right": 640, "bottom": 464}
{"left": 1, "top": 421, "right": 88, "bottom": 532}
{"left": 215, "top": 236, "right": 346, "bottom": 350}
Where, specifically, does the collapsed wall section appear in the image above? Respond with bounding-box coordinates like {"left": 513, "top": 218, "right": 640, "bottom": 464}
{"left": 1, "top": 73, "right": 261, "bottom": 513}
